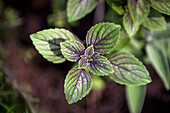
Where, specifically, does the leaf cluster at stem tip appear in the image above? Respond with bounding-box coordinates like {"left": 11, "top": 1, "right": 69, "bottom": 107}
{"left": 30, "top": 22, "right": 152, "bottom": 104}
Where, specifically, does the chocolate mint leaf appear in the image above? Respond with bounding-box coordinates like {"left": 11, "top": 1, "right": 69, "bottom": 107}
{"left": 108, "top": 52, "right": 151, "bottom": 85}
{"left": 123, "top": 11, "right": 140, "bottom": 37}
{"left": 142, "top": 10, "right": 167, "bottom": 30}
{"left": 86, "top": 22, "right": 121, "bottom": 54}
{"left": 128, "top": 0, "right": 150, "bottom": 25}
{"left": 60, "top": 40, "right": 85, "bottom": 62}
{"left": 30, "top": 28, "right": 75, "bottom": 64}
{"left": 88, "top": 54, "right": 114, "bottom": 75}
{"left": 67, "top": 0, "right": 99, "bottom": 22}
{"left": 150, "top": 0, "right": 170, "bottom": 15}
{"left": 64, "top": 67, "right": 92, "bottom": 104}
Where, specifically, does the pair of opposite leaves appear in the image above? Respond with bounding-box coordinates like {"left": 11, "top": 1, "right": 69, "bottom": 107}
{"left": 30, "top": 22, "right": 151, "bottom": 104}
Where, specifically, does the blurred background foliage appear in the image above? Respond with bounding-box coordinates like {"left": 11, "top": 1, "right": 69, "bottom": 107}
{"left": 0, "top": 0, "right": 170, "bottom": 113}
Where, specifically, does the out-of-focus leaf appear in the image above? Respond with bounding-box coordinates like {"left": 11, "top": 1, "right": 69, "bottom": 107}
{"left": 92, "top": 74, "right": 106, "bottom": 90}
{"left": 64, "top": 67, "right": 92, "bottom": 104}
{"left": 106, "top": 0, "right": 125, "bottom": 15}
{"left": 126, "top": 85, "right": 146, "bottom": 113}
{"left": 151, "top": 23, "right": 170, "bottom": 40}
{"left": 30, "top": 28, "right": 75, "bottom": 63}
{"left": 67, "top": 0, "right": 99, "bottom": 22}
{"left": 123, "top": 11, "right": 140, "bottom": 37}
{"left": 60, "top": 40, "right": 85, "bottom": 62}
{"left": 86, "top": 22, "right": 121, "bottom": 54}
{"left": 88, "top": 54, "right": 114, "bottom": 75}
{"left": 168, "top": 40, "right": 170, "bottom": 62}
{"left": 128, "top": 0, "right": 150, "bottom": 25}
{"left": 108, "top": 52, "right": 151, "bottom": 85}
{"left": 142, "top": 10, "right": 167, "bottom": 30}
{"left": 150, "top": 0, "right": 170, "bottom": 15}
{"left": 146, "top": 44, "right": 170, "bottom": 90}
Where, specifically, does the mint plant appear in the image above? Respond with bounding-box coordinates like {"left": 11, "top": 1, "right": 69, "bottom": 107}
{"left": 30, "top": 22, "right": 151, "bottom": 104}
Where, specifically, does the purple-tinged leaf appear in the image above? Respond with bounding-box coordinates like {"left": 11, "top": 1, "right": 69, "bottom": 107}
{"left": 108, "top": 52, "right": 151, "bottom": 85}
{"left": 150, "top": 0, "right": 170, "bottom": 15}
{"left": 128, "top": 0, "right": 150, "bottom": 25}
{"left": 79, "top": 58, "right": 87, "bottom": 68}
{"left": 88, "top": 54, "right": 114, "bottom": 75}
{"left": 85, "top": 45, "right": 94, "bottom": 57}
{"left": 60, "top": 40, "right": 85, "bottom": 62}
{"left": 123, "top": 11, "right": 140, "bottom": 37}
{"left": 86, "top": 22, "right": 121, "bottom": 54}
{"left": 30, "top": 28, "right": 75, "bottom": 64}
{"left": 64, "top": 67, "right": 92, "bottom": 104}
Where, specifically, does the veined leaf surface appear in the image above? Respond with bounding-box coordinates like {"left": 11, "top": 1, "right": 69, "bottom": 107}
{"left": 142, "top": 10, "right": 167, "bottom": 30}
{"left": 88, "top": 54, "right": 113, "bottom": 75}
{"left": 67, "top": 0, "right": 99, "bottom": 22}
{"left": 60, "top": 40, "right": 85, "bottom": 62}
{"left": 108, "top": 53, "right": 151, "bottom": 85}
{"left": 128, "top": 0, "right": 150, "bottom": 24}
{"left": 150, "top": 0, "right": 170, "bottom": 15}
{"left": 86, "top": 22, "right": 121, "bottom": 54}
{"left": 123, "top": 11, "right": 140, "bottom": 37}
{"left": 64, "top": 67, "right": 92, "bottom": 104}
{"left": 30, "top": 28, "right": 75, "bottom": 63}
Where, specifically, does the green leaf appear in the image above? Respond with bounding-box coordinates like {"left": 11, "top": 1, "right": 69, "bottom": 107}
{"left": 64, "top": 67, "right": 92, "bottom": 104}
{"left": 86, "top": 22, "right": 121, "bottom": 54}
{"left": 30, "top": 28, "right": 75, "bottom": 64}
{"left": 67, "top": 0, "right": 99, "bottom": 22}
{"left": 60, "top": 40, "right": 85, "bottom": 62}
{"left": 88, "top": 54, "right": 114, "bottom": 75}
{"left": 150, "top": 0, "right": 170, "bottom": 15}
{"left": 126, "top": 85, "right": 146, "bottom": 113}
{"left": 79, "top": 58, "right": 87, "bottom": 68}
{"left": 108, "top": 52, "right": 151, "bottom": 85}
{"left": 123, "top": 11, "right": 140, "bottom": 37}
{"left": 106, "top": 0, "right": 125, "bottom": 15}
{"left": 128, "top": 0, "right": 150, "bottom": 24}
{"left": 142, "top": 10, "right": 167, "bottom": 30}
{"left": 146, "top": 44, "right": 170, "bottom": 90}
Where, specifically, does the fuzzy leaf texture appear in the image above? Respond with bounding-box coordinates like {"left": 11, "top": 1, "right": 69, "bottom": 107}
{"left": 150, "top": 0, "right": 170, "bottom": 15}
{"left": 88, "top": 54, "right": 114, "bottom": 75}
{"left": 142, "top": 10, "right": 167, "bottom": 30}
{"left": 127, "top": 0, "right": 150, "bottom": 25}
{"left": 30, "top": 28, "right": 75, "bottom": 63}
{"left": 123, "top": 11, "right": 140, "bottom": 37}
{"left": 60, "top": 40, "right": 85, "bottom": 62}
{"left": 64, "top": 67, "right": 92, "bottom": 104}
{"left": 108, "top": 53, "right": 151, "bottom": 85}
{"left": 67, "top": 0, "right": 99, "bottom": 22}
{"left": 86, "top": 22, "right": 121, "bottom": 54}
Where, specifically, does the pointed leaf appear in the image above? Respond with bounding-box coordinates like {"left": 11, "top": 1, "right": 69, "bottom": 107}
{"left": 30, "top": 28, "right": 75, "bottom": 64}
{"left": 128, "top": 0, "right": 150, "bottom": 24}
{"left": 150, "top": 0, "right": 170, "bottom": 15}
{"left": 79, "top": 58, "right": 87, "bottom": 68}
{"left": 126, "top": 85, "right": 146, "bottom": 113}
{"left": 146, "top": 44, "right": 170, "bottom": 90}
{"left": 86, "top": 22, "right": 121, "bottom": 54}
{"left": 108, "top": 52, "right": 151, "bottom": 85}
{"left": 142, "top": 10, "right": 167, "bottom": 30}
{"left": 60, "top": 40, "right": 85, "bottom": 62}
{"left": 84, "top": 45, "right": 94, "bottom": 57}
{"left": 88, "top": 54, "right": 114, "bottom": 75}
{"left": 64, "top": 67, "right": 92, "bottom": 104}
{"left": 123, "top": 11, "right": 140, "bottom": 37}
{"left": 67, "top": 0, "right": 99, "bottom": 22}
{"left": 106, "top": 0, "right": 125, "bottom": 15}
